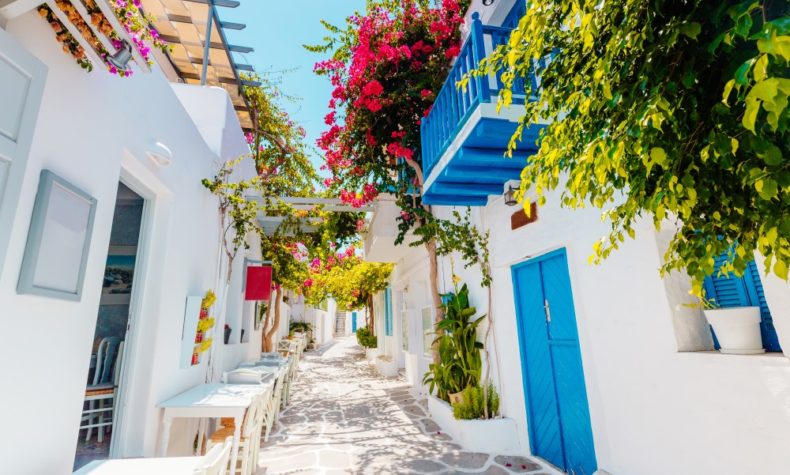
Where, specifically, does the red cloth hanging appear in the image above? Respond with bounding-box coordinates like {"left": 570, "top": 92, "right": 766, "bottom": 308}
{"left": 245, "top": 265, "right": 273, "bottom": 301}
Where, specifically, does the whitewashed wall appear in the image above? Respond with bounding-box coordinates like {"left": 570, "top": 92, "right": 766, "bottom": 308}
{"left": 419, "top": 188, "right": 790, "bottom": 474}
{"left": 291, "top": 295, "right": 337, "bottom": 347}
{"left": 0, "top": 13, "right": 261, "bottom": 473}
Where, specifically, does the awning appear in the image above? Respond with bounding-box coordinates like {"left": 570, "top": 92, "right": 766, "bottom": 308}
{"left": 140, "top": 0, "right": 255, "bottom": 130}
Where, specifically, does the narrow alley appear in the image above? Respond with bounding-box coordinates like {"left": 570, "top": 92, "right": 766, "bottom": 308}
{"left": 259, "top": 337, "right": 557, "bottom": 475}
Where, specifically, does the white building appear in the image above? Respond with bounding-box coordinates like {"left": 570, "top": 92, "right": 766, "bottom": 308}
{"left": 364, "top": 1, "right": 790, "bottom": 474}
{"left": 0, "top": 2, "right": 296, "bottom": 472}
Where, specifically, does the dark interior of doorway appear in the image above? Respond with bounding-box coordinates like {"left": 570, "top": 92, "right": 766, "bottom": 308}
{"left": 73, "top": 182, "right": 143, "bottom": 470}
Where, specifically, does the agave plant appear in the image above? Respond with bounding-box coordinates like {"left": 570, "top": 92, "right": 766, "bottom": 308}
{"left": 422, "top": 284, "right": 485, "bottom": 401}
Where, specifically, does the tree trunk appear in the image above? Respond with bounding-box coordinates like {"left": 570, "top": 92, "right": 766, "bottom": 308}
{"left": 367, "top": 294, "right": 375, "bottom": 336}
{"left": 261, "top": 292, "right": 274, "bottom": 352}
{"left": 425, "top": 237, "right": 444, "bottom": 366}
{"left": 403, "top": 155, "right": 445, "bottom": 366}
{"left": 264, "top": 287, "right": 283, "bottom": 352}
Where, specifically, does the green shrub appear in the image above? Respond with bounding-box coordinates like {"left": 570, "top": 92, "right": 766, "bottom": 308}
{"left": 355, "top": 326, "right": 377, "bottom": 348}
{"left": 452, "top": 384, "right": 500, "bottom": 420}
{"left": 289, "top": 321, "right": 313, "bottom": 338}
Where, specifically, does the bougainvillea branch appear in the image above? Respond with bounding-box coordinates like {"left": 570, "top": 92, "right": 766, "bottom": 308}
{"left": 310, "top": 0, "right": 502, "bottom": 365}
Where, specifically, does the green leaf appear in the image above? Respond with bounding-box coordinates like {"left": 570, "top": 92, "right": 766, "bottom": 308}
{"left": 753, "top": 54, "right": 768, "bottom": 82}
{"left": 757, "top": 33, "right": 790, "bottom": 61}
{"left": 735, "top": 11, "right": 754, "bottom": 37}
{"left": 679, "top": 22, "right": 702, "bottom": 40}
{"left": 742, "top": 98, "right": 759, "bottom": 132}
{"left": 761, "top": 144, "right": 782, "bottom": 166}
{"left": 775, "top": 260, "right": 788, "bottom": 280}
{"left": 722, "top": 79, "right": 736, "bottom": 104}
{"left": 735, "top": 59, "right": 755, "bottom": 86}
{"left": 756, "top": 178, "right": 778, "bottom": 200}
{"left": 650, "top": 147, "right": 667, "bottom": 167}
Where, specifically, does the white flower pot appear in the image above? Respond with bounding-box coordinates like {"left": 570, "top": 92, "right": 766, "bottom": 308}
{"left": 375, "top": 355, "right": 399, "bottom": 377}
{"left": 703, "top": 306, "right": 764, "bottom": 354}
{"left": 427, "top": 396, "right": 522, "bottom": 455}
{"left": 365, "top": 347, "right": 381, "bottom": 362}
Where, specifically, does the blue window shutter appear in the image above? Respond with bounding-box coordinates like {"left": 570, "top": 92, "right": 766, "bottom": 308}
{"left": 704, "top": 256, "right": 781, "bottom": 352}
{"left": 385, "top": 288, "right": 393, "bottom": 336}
{"left": 743, "top": 261, "right": 782, "bottom": 352}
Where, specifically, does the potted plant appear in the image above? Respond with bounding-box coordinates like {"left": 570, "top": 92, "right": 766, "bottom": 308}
{"left": 423, "top": 284, "right": 484, "bottom": 403}
{"left": 224, "top": 324, "right": 232, "bottom": 344}
{"left": 356, "top": 326, "right": 379, "bottom": 360}
{"left": 701, "top": 295, "right": 764, "bottom": 354}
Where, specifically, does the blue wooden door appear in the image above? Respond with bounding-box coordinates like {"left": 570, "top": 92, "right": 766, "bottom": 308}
{"left": 512, "top": 249, "right": 597, "bottom": 474}
{"left": 352, "top": 311, "right": 357, "bottom": 333}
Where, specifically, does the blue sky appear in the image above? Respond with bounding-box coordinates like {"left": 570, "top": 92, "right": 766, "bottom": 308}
{"left": 221, "top": 0, "right": 367, "bottom": 175}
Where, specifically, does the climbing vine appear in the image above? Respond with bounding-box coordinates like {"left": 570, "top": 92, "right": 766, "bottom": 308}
{"left": 473, "top": 0, "right": 789, "bottom": 292}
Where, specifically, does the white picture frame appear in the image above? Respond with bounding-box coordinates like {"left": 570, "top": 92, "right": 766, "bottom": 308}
{"left": 17, "top": 170, "right": 97, "bottom": 301}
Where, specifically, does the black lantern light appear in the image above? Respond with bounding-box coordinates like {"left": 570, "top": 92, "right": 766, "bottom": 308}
{"left": 504, "top": 185, "right": 518, "bottom": 206}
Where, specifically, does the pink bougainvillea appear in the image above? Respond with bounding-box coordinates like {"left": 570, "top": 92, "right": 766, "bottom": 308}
{"left": 313, "top": 0, "right": 467, "bottom": 208}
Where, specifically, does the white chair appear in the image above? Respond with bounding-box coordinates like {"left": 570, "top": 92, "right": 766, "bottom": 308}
{"left": 263, "top": 368, "right": 288, "bottom": 441}
{"left": 195, "top": 436, "right": 233, "bottom": 475}
{"left": 82, "top": 337, "right": 123, "bottom": 442}
{"left": 206, "top": 392, "right": 265, "bottom": 475}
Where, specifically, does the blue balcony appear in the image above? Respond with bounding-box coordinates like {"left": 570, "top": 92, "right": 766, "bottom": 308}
{"left": 420, "top": 11, "right": 543, "bottom": 206}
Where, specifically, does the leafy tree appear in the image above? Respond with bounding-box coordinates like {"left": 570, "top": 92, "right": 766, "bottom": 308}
{"left": 204, "top": 72, "right": 330, "bottom": 352}
{"left": 304, "top": 250, "right": 393, "bottom": 333}
{"left": 310, "top": 0, "right": 495, "bottom": 364}
{"left": 473, "top": 0, "right": 789, "bottom": 291}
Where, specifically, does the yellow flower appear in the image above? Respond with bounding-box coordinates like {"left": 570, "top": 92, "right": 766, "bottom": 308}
{"left": 201, "top": 289, "right": 217, "bottom": 309}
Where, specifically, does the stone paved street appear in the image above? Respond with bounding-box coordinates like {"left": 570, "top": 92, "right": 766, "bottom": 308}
{"left": 257, "top": 337, "right": 558, "bottom": 474}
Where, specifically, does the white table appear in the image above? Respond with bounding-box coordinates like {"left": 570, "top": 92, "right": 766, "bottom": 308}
{"left": 157, "top": 383, "right": 268, "bottom": 472}
{"left": 73, "top": 457, "right": 203, "bottom": 474}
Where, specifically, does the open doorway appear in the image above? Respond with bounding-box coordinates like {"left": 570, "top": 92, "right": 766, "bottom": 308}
{"left": 73, "top": 183, "right": 144, "bottom": 470}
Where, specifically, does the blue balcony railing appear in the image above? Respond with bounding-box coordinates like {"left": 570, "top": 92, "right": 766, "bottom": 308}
{"left": 420, "top": 12, "right": 539, "bottom": 176}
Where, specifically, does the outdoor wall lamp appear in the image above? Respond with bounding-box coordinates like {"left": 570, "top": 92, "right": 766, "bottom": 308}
{"left": 482, "top": 0, "right": 495, "bottom": 6}
{"left": 504, "top": 184, "right": 519, "bottom": 206}
{"left": 107, "top": 40, "right": 133, "bottom": 71}
{"left": 146, "top": 141, "right": 173, "bottom": 167}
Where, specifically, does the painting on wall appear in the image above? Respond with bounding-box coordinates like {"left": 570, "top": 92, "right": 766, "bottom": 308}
{"left": 17, "top": 170, "right": 97, "bottom": 301}
{"left": 102, "top": 254, "right": 136, "bottom": 302}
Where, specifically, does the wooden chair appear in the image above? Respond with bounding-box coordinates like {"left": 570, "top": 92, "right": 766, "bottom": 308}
{"left": 82, "top": 337, "right": 123, "bottom": 442}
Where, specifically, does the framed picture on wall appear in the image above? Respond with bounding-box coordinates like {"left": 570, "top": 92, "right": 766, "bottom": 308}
{"left": 101, "top": 251, "right": 136, "bottom": 305}
{"left": 17, "top": 170, "right": 97, "bottom": 301}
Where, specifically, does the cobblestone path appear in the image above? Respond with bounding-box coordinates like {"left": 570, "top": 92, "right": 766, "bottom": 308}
{"left": 257, "top": 337, "right": 557, "bottom": 475}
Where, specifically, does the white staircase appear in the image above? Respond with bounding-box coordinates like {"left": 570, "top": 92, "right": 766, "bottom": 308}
{"left": 335, "top": 312, "right": 346, "bottom": 337}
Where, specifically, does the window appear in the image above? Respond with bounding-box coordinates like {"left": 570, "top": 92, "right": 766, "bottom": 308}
{"left": 703, "top": 256, "right": 781, "bottom": 352}
{"left": 402, "top": 308, "right": 409, "bottom": 351}
{"left": 384, "top": 287, "right": 393, "bottom": 336}
{"left": 422, "top": 306, "right": 434, "bottom": 357}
